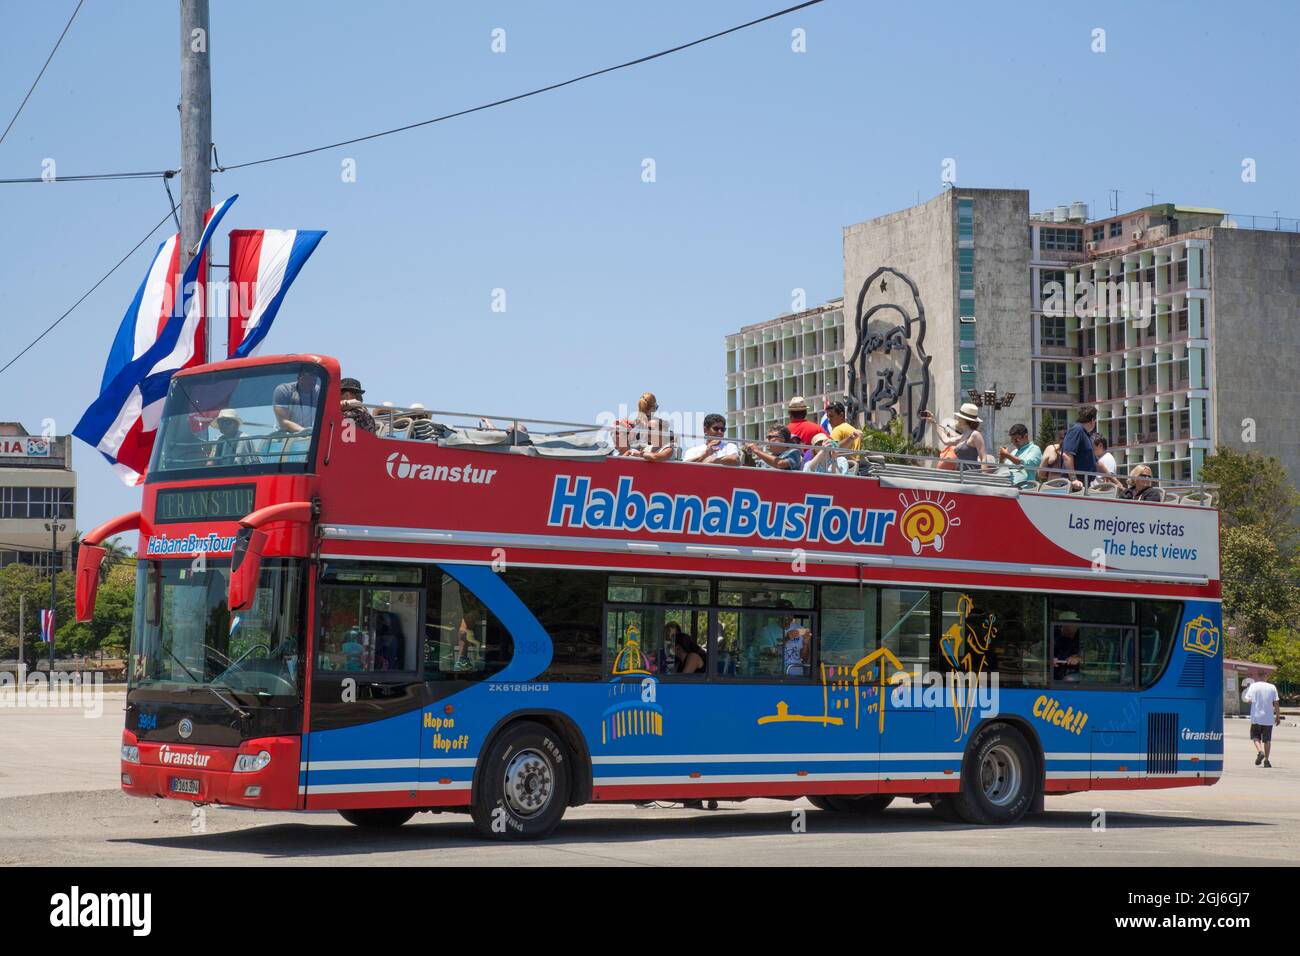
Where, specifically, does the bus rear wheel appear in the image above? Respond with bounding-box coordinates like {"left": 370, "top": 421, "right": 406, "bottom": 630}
{"left": 952, "top": 722, "right": 1037, "bottom": 825}
{"left": 806, "top": 795, "right": 894, "bottom": 814}
{"left": 471, "top": 721, "right": 571, "bottom": 841}
{"left": 338, "top": 808, "right": 416, "bottom": 828}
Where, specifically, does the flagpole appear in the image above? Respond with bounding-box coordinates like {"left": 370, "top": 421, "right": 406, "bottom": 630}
{"left": 180, "top": 0, "right": 212, "bottom": 363}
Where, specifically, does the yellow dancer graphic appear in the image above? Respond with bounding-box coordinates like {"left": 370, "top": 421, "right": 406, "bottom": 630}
{"left": 938, "top": 594, "right": 996, "bottom": 741}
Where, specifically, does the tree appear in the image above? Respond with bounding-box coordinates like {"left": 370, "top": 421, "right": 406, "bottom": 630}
{"left": 1037, "top": 412, "right": 1064, "bottom": 453}
{"left": 1202, "top": 447, "right": 1300, "bottom": 547}
{"left": 1258, "top": 628, "right": 1300, "bottom": 687}
{"left": 56, "top": 561, "right": 136, "bottom": 658}
{"left": 1220, "top": 525, "right": 1300, "bottom": 645}
{"left": 860, "top": 416, "right": 936, "bottom": 460}
{"left": 0, "top": 563, "right": 74, "bottom": 666}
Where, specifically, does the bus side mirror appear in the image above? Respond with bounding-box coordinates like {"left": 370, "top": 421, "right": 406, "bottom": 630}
{"left": 228, "top": 525, "right": 269, "bottom": 611}
{"left": 75, "top": 544, "right": 107, "bottom": 622}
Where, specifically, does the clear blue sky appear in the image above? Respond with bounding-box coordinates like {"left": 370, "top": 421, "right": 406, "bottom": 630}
{"left": 2, "top": 0, "right": 1297, "bottom": 537}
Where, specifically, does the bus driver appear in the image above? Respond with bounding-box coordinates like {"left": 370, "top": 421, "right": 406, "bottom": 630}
{"left": 1053, "top": 611, "right": 1083, "bottom": 681}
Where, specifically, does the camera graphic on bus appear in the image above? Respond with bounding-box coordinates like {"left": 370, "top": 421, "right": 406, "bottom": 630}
{"left": 1181, "top": 615, "right": 1220, "bottom": 658}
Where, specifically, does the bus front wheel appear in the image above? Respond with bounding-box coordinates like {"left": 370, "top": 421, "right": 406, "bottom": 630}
{"left": 952, "top": 722, "right": 1037, "bottom": 825}
{"left": 338, "top": 808, "right": 416, "bottom": 828}
{"left": 471, "top": 721, "right": 571, "bottom": 841}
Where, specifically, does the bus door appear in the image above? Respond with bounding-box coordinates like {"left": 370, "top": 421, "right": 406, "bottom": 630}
{"left": 304, "top": 576, "right": 425, "bottom": 803}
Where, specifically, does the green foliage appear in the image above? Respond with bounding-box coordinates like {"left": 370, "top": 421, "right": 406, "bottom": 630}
{"left": 1220, "top": 525, "right": 1300, "bottom": 646}
{"left": 1037, "top": 412, "right": 1063, "bottom": 453}
{"left": 0, "top": 559, "right": 136, "bottom": 663}
{"left": 859, "top": 416, "right": 936, "bottom": 459}
{"left": 1258, "top": 627, "right": 1300, "bottom": 686}
{"left": 1203, "top": 447, "right": 1300, "bottom": 546}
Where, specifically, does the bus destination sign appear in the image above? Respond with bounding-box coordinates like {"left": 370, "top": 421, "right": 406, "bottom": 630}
{"left": 155, "top": 484, "right": 256, "bottom": 524}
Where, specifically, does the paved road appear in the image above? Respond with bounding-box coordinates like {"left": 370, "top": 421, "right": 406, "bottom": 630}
{"left": 1, "top": 699, "right": 1296, "bottom": 866}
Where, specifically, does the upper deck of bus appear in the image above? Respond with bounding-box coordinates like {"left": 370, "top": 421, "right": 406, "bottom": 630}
{"left": 137, "top": 353, "right": 1221, "bottom": 602}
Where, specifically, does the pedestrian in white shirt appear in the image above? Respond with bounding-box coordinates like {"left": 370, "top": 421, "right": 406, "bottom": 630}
{"left": 1242, "top": 678, "right": 1281, "bottom": 767}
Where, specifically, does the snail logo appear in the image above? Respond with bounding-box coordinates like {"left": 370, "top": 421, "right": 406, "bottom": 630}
{"left": 897, "top": 491, "right": 960, "bottom": 555}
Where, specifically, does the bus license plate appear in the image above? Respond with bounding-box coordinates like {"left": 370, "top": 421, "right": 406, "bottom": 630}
{"left": 170, "top": 777, "right": 201, "bottom": 795}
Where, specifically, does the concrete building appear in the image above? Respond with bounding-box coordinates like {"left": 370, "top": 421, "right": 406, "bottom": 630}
{"left": 725, "top": 299, "right": 846, "bottom": 441}
{"left": 0, "top": 423, "right": 76, "bottom": 571}
{"left": 723, "top": 190, "right": 1300, "bottom": 483}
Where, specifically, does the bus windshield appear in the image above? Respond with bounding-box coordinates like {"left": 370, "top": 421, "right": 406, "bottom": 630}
{"left": 130, "top": 558, "right": 304, "bottom": 703}
{"left": 148, "top": 361, "right": 326, "bottom": 480}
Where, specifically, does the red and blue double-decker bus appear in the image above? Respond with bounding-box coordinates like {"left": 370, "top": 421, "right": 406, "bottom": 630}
{"left": 76, "top": 353, "right": 1223, "bottom": 839}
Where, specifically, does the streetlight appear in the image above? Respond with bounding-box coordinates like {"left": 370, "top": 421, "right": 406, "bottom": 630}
{"left": 966, "top": 385, "right": 1017, "bottom": 447}
{"left": 44, "top": 520, "right": 66, "bottom": 679}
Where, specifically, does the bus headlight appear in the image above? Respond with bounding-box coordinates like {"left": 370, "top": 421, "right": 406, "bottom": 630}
{"left": 233, "top": 750, "right": 272, "bottom": 773}
{"left": 121, "top": 745, "right": 140, "bottom": 764}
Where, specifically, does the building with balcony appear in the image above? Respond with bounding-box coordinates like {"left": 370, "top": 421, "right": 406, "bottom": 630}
{"left": 725, "top": 300, "right": 846, "bottom": 440}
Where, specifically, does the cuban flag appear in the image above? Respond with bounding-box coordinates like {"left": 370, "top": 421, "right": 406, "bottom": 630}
{"left": 74, "top": 196, "right": 238, "bottom": 485}
{"left": 227, "top": 228, "right": 326, "bottom": 358}
{"left": 40, "top": 608, "right": 55, "bottom": 644}
{"left": 820, "top": 399, "right": 831, "bottom": 435}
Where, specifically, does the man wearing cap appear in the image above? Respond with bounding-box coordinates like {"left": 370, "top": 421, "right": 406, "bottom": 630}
{"left": 786, "top": 396, "right": 825, "bottom": 448}
{"left": 339, "top": 377, "right": 377, "bottom": 435}
{"left": 209, "top": 409, "right": 259, "bottom": 466}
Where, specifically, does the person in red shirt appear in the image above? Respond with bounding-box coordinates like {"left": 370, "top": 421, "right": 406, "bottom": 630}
{"left": 785, "top": 396, "right": 825, "bottom": 449}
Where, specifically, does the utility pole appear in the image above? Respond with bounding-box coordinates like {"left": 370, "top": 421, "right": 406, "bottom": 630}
{"left": 18, "top": 594, "right": 24, "bottom": 686}
{"left": 46, "top": 521, "right": 66, "bottom": 678}
{"left": 180, "top": 0, "right": 212, "bottom": 362}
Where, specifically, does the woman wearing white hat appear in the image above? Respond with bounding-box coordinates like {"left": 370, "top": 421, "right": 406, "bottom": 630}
{"left": 919, "top": 403, "right": 987, "bottom": 469}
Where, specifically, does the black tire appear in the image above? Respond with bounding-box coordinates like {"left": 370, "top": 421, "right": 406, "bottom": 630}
{"left": 932, "top": 798, "right": 963, "bottom": 822}
{"left": 951, "top": 722, "right": 1037, "bottom": 825}
{"left": 806, "top": 795, "right": 837, "bottom": 811}
{"left": 825, "top": 794, "right": 895, "bottom": 814}
{"left": 471, "top": 721, "right": 571, "bottom": 841}
{"left": 337, "top": 808, "right": 416, "bottom": 828}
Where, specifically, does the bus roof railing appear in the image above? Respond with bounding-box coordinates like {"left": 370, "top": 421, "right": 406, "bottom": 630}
{"left": 363, "top": 404, "right": 1219, "bottom": 505}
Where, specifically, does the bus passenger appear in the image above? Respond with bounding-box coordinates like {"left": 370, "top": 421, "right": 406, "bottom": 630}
{"left": 209, "top": 409, "right": 259, "bottom": 466}
{"left": 920, "top": 404, "right": 986, "bottom": 468}
{"left": 272, "top": 367, "right": 321, "bottom": 433}
{"left": 1061, "top": 405, "right": 1099, "bottom": 487}
{"left": 684, "top": 413, "right": 740, "bottom": 465}
{"left": 619, "top": 393, "right": 677, "bottom": 461}
{"left": 1039, "top": 424, "right": 1068, "bottom": 480}
{"left": 997, "top": 423, "right": 1041, "bottom": 486}
{"left": 782, "top": 616, "right": 811, "bottom": 676}
{"left": 1053, "top": 611, "right": 1083, "bottom": 681}
{"left": 340, "top": 377, "right": 377, "bottom": 434}
{"left": 747, "top": 426, "right": 802, "bottom": 471}
{"left": 785, "top": 397, "right": 824, "bottom": 447}
{"left": 672, "top": 631, "right": 707, "bottom": 675}
{"left": 1123, "top": 464, "right": 1161, "bottom": 501}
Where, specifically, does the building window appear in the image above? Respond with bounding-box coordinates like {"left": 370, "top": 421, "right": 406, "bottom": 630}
{"left": 958, "top": 199, "right": 974, "bottom": 241}
{"left": 1091, "top": 226, "right": 1104, "bottom": 242}
{"left": 1041, "top": 363, "right": 1068, "bottom": 394}
{"left": 0, "top": 486, "right": 74, "bottom": 520}
{"left": 1041, "top": 315, "right": 1067, "bottom": 348}
{"left": 1109, "top": 221, "right": 1123, "bottom": 238}
{"left": 1039, "top": 227, "right": 1083, "bottom": 253}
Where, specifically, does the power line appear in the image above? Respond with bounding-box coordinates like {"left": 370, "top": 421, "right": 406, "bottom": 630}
{"left": 0, "top": 1, "right": 822, "bottom": 184}
{"left": 0, "top": 0, "right": 87, "bottom": 149}
{"left": 0, "top": 209, "right": 175, "bottom": 378}
{"left": 216, "top": 0, "right": 826, "bottom": 172}
{"left": 0, "top": 169, "right": 175, "bottom": 184}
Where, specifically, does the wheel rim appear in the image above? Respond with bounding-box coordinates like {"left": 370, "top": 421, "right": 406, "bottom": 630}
{"left": 503, "top": 748, "right": 554, "bottom": 818}
{"left": 979, "top": 743, "right": 1022, "bottom": 807}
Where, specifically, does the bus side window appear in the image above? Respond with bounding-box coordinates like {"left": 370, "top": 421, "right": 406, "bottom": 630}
{"left": 818, "top": 585, "right": 875, "bottom": 670}
{"left": 938, "top": 591, "right": 1046, "bottom": 688}
{"left": 425, "top": 574, "right": 512, "bottom": 681}
{"left": 1138, "top": 601, "right": 1182, "bottom": 687}
{"left": 1050, "top": 597, "right": 1135, "bottom": 687}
